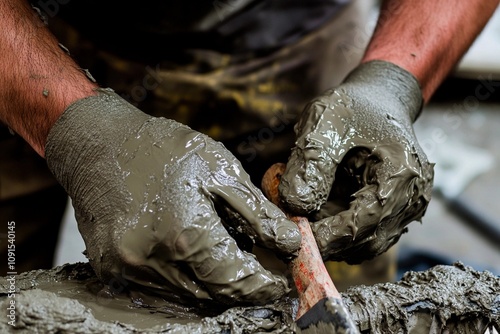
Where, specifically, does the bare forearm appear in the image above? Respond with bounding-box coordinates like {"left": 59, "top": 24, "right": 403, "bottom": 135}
{"left": 362, "top": 0, "right": 498, "bottom": 102}
{"left": 0, "top": 0, "right": 97, "bottom": 157}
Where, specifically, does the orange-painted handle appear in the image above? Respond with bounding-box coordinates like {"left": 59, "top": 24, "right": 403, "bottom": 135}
{"left": 262, "top": 163, "right": 342, "bottom": 319}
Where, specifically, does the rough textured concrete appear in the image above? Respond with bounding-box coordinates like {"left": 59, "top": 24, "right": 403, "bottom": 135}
{"left": 1, "top": 262, "right": 498, "bottom": 333}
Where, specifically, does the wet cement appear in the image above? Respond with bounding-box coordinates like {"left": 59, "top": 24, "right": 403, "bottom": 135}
{"left": 0, "top": 262, "right": 297, "bottom": 333}
{"left": 0, "top": 262, "right": 498, "bottom": 333}
{"left": 279, "top": 61, "right": 435, "bottom": 264}
{"left": 345, "top": 262, "right": 500, "bottom": 334}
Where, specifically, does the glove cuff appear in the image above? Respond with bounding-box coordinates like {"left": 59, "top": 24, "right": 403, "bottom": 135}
{"left": 344, "top": 60, "right": 423, "bottom": 122}
{"left": 45, "top": 88, "right": 153, "bottom": 195}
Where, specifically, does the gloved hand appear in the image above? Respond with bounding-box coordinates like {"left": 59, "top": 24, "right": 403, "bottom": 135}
{"left": 45, "top": 89, "right": 301, "bottom": 305}
{"left": 280, "top": 60, "right": 434, "bottom": 264}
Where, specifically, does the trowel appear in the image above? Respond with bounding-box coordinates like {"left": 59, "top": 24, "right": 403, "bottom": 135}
{"left": 262, "top": 163, "right": 359, "bottom": 333}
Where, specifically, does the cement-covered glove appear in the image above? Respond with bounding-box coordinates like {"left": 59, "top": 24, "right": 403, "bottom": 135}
{"left": 280, "top": 60, "right": 434, "bottom": 264}
{"left": 45, "top": 89, "right": 301, "bottom": 305}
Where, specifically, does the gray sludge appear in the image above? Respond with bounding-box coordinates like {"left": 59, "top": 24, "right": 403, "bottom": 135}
{"left": 0, "top": 262, "right": 498, "bottom": 333}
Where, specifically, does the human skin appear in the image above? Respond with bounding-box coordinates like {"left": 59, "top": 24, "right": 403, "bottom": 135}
{"left": 0, "top": 0, "right": 97, "bottom": 157}
{"left": 362, "top": 0, "right": 499, "bottom": 102}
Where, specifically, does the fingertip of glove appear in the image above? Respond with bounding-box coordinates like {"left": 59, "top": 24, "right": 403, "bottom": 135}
{"left": 280, "top": 158, "right": 332, "bottom": 215}
{"left": 274, "top": 220, "right": 301, "bottom": 254}
{"left": 242, "top": 273, "right": 290, "bottom": 304}
{"left": 279, "top": 176, "right": 321, "bottom": 214}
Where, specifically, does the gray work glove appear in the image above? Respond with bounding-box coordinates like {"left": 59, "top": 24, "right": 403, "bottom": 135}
{"left": 46, "top": 89, "right": 301, "bottom": 305}
{"left": 280, "top": 60, "right": 434, "bottom": 264}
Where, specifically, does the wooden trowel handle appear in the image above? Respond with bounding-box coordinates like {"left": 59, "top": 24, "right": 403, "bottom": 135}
{"left": 261, "top": 163, "right": 342, "bottom": 319}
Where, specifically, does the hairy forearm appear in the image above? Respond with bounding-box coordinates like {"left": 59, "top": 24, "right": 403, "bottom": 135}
{"left": 362, "top": 0, "right": 498, "bottom": 102}
{"left": 0, "top": 0, "right": 97, "bottom": 157}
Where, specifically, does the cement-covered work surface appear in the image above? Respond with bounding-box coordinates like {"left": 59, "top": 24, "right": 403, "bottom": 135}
{"left": 1, "top": 262, "right": 498, "bottom": 333}
{"left": 0, "top": 262, "right": 296, "bottom": 333}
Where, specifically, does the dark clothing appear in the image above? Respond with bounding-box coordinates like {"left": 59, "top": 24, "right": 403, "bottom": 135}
{"left": 52, "top": 0, "right": 349, "bottom": 57}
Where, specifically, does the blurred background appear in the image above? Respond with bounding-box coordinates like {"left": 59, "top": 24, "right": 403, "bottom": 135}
{"left": 397, "top": 4, "right": 500, "bottom": 278}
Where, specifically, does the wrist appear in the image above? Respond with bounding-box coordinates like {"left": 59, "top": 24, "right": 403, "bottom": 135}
{"left": 0, "top": 0, "right": 97, "bottom": 157}
{"left": 45, "top": 89, "right": 182, "bottom": 197}
{"left": 361, "top": 0, "right": 498, "bottom": 102}
{"left": 343, "top": 60, "right": 423, "bottom": 122}
{"left": 46, "top": 89, "right": 150, "bottom": 159}
{"left": 7, "top": 75, "right": 97, "bottom": 157}
{"left": 361, "top": 51, "right": 436, "bottom": 105}
{"left": 45, "top": 89, "right": 145, "bottom": 194}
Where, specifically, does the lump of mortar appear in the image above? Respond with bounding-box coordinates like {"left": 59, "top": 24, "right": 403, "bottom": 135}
{"left": 0, "top": 262, "right": 498, "bottom": 333}
{"left": 0, "top": 263, "right": 297, "bottom": 333}
{"left": 343, "top": 262, "right": 500, "bottom": 334}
